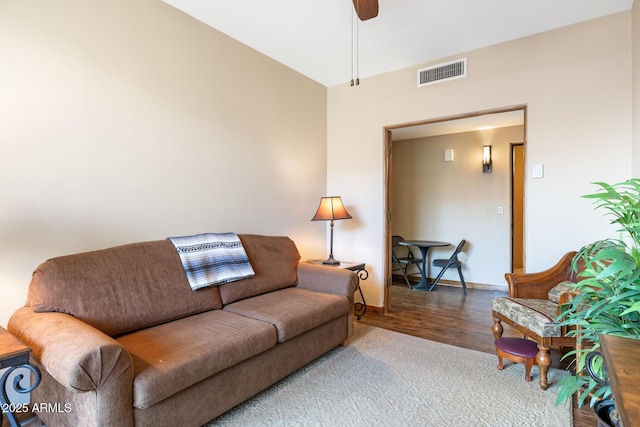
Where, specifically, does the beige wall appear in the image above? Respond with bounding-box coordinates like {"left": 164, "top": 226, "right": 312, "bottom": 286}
{"left": 0, "top": 0, "right": 328, "bottom": 326}
{"left": 633, "top": 0, "right": 640, "bottom": 177}
{"left": 328, "top": 12, "right": 633, "bottom": 307}
{"left": 392, "top": 125, "right": 524, "bottom": 286}
{"left": 1, "top": 4, "right": 636, "bottom": 323}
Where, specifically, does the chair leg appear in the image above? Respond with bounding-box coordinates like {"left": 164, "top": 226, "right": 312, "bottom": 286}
{"left": 429, "top": 262, "right": 465, "bottom": 293}
{"left": 457, "top": 266, "right": 466, "bottom": 295}
{"left": 524, "top": 358, "right": 534, "bottom": 382}
{"left": 428, "top": 265, "right": 448, "bottom": 291}
{"left": 399, "top": 261, "right": 422, "bottom": 289}
{"left": 400, "top": 266, "right": 413, "bottom": 288}
{"left": 402, "top": 273, "right": 412, "bottom": 288}
{"left": 535, "top": 345, "right": 552, "bottom": 390}
{"left": 492, "top": 316, "right": 504, "bottom": 339}
{"left": 416, "top": 262, "right": 423, "bottom": 275}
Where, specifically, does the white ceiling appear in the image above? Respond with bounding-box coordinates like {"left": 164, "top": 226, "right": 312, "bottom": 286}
{"left": 162, "top": 0, "right": 633, "bottom": 87}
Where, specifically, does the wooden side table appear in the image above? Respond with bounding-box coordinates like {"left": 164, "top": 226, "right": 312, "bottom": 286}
{"left": 599, "top": 334, "right": 640, "bottom": 427}
{"left": 0, "top": 326, "right": 41, "bottom": 427}
{"left": 305, "top": 260, "right": 369, "bottom": 319}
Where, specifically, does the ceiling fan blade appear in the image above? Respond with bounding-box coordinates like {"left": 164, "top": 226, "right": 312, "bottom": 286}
{"left": 352, "top": 0, "right": 379, "bottom": 21}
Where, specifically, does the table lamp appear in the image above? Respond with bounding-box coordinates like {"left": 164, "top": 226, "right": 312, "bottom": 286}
{"left": 311, "top": 196, "right": 352, "bottom": 265}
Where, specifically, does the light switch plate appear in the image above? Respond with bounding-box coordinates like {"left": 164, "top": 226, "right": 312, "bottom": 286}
{"left": 532, "top": 164, "right": 544, "bottom": 178}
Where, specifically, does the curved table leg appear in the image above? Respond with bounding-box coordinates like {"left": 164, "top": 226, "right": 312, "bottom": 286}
{"left": 1, "top": 364, "right": 41, "bottom": 427}
{"left": 412, "top": 247, "right": 432, "bottom": 291}
{"left": 353, "top": 267, "right": 369, "bottom": 319}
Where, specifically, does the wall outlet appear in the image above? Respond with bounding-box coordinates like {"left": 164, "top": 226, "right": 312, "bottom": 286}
{"left": 498, "top": 206, "right": 504, "bottom": 215}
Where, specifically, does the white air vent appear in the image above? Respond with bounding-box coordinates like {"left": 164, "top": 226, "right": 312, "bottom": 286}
{"left": 417, "top": 58, "right": 467, "bottom": 87}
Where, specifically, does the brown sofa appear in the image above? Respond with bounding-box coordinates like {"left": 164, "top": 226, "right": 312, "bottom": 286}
{"left": 8, "top": 234, "right": 358, "bottom": 427}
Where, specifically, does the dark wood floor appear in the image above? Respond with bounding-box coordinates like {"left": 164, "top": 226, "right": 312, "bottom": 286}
{"left": 358, "top": 280, "right": 596, "bottom": 427}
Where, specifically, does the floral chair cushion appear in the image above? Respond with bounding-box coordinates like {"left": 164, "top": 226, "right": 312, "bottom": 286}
{"left": 547, "top": 281, "right": 576, "bottom": 303}
{"left": 492, "top": 297, "right": 561, "bottom": 337}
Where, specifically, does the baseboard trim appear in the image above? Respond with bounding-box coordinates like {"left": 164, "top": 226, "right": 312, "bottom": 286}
{"left": 392, "top": 274, "right": 507, "bottom": 292}
{"left": 354, "top": 275, "right": 509, "bottom": 317}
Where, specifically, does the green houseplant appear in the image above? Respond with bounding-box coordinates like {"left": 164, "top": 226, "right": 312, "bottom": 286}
{"left": 556, "top": 179, "right": 640, "bottom": 413}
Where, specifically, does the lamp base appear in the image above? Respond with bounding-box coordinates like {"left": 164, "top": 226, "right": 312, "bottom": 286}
{"left": 322, "top": 256, "right": 341, "bottom": 266}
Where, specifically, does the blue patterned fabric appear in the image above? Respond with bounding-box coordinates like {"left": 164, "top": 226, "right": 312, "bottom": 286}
{"left": 167, "top": 233, "right": 255, "bottom": 290}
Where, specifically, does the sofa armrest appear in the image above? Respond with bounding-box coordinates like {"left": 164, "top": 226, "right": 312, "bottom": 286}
{"left": 295, "top": 263, "right": 359, "bottom": 297}
{"left": 296, "top": 263, "right": 359, "bottom": 339}
{"left": 8, "top": 307, "right": 133, "bottom": 393}
{"left": 504, "top": 251, "right": 577, "bottom": 299}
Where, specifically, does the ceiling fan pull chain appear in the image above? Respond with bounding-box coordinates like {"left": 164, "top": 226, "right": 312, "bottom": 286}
{"left": 355, "top": 7, "right": 359, "bottom": 86}
{"left": 350, "top": 0, "right": 360, "bottom": 86}
{"left": 350, "top": 6, "right": 354, "bottom": 86}
{"left": 350, "top": 2, "right": 355, "bottom": 86}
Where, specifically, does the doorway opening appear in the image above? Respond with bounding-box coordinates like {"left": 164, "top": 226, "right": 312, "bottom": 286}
{"left": 384, "top": 106, "right": 526, "bottom": 314}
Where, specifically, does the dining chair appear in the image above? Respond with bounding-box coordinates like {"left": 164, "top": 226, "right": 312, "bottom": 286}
{"left": 430, "top": 239, "right": 467, "bottom": 294}
{"left": 391, "top": 235, "right": 422, "bottom": 288}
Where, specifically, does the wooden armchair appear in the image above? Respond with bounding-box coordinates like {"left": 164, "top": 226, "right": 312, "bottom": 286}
{"left": 492, "top": 251, "right": 580, "bottom": 390}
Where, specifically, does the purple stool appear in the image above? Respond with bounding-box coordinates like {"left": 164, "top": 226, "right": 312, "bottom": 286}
{"left": 495, "top": 337, "right": 539, "bottom": 382}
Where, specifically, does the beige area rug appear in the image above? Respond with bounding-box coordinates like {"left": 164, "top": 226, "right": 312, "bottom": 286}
{"left": 206, "top": 323, "right": 572, "bottom": 426}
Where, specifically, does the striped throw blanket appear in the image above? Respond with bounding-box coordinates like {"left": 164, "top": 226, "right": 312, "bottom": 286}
{"left": 167, "top": 233, "right": 255, "bottom": 290}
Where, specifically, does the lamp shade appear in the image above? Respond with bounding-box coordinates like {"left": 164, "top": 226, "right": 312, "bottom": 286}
{"left": 311, "top": 196, "right": 352, "bottom": 221}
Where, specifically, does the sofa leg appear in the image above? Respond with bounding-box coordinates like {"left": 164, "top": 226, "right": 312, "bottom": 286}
{"left": 535, "top": 345, "right": 551, "bottom": 390}
{"left": 491, "top": 315, "right": 503, "bottom": 339}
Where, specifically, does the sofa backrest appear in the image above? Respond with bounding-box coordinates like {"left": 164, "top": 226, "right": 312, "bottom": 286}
{"left": 27, "top": 240, "right": 224, "bottom": 336}
{"left": 218, "top": 234, "right": 301, "bottom": 305}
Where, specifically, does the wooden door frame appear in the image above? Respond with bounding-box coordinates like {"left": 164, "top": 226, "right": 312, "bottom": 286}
{"left": 383, "top": 105, "right": 527, "bottom": 314}
{"left": 510, "top": 142, "right": 525, "bottom": 272}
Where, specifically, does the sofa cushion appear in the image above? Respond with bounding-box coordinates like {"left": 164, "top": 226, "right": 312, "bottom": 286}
{"left": 116, "top": 310, "right": 277, "bottom": 409}
{"left": 547, "top": 281, "right": 576, "bottom": 303}
{"left": 27, "top": 240, "right": 223, "bottom": 336}
{"left": 223, "top": 287, "right": 350, "bottom": 343}
{"left": 217, "top": 235, "right": 301, "bottom": 305}
{"left": 492, "top": 297, "right": 561, "bottom": 337}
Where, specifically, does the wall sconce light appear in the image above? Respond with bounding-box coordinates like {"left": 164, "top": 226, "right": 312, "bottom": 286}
{"left": 482, "top": 145, "right": 492, "bottom": 173}
{"left": 444, "top": 149, "right": 454, "bottom": 162}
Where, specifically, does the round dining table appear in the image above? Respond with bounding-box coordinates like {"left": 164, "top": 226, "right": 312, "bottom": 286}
{"left": 398, "top": 240, "right": 450, "bottom": 291}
